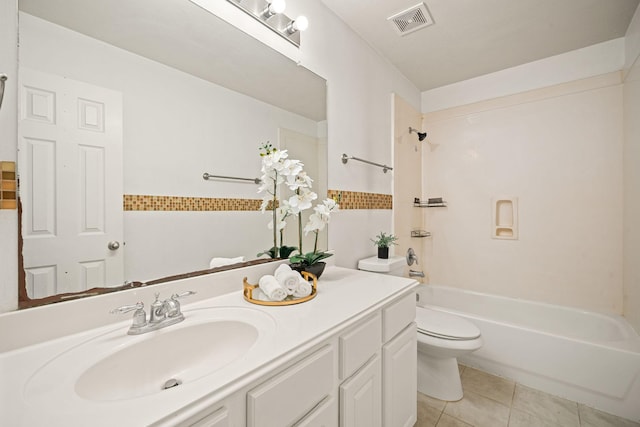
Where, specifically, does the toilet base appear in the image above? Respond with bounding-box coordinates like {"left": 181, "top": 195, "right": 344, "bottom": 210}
{"left": 417, "top": 353, "right": 463, "bottom": 401}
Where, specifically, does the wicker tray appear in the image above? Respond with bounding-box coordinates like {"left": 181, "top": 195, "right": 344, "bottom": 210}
{"left": 243, "top": 271, "right": 318, "bottom": 306}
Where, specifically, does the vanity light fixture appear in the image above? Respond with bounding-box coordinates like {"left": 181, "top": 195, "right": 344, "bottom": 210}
{"left": 226, "top": 0, "right": 308, "bottom": 47}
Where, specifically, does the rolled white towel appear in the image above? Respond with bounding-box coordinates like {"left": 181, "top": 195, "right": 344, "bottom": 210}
{"left": 275, "top": 265, "right": 302, "bottom": 295}
{"left": 209, "top": 256, "right": 245, "bottom": 269}
{"left": 258, "top": 275, "right": 287, "bottom": 301}
{"left": 293, "top": 275, "right": 313, "bottom": 298}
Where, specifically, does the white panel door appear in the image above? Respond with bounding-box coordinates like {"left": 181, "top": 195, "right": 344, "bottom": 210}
{"left": 19, "top": 68, "right": 123, "bottom": 298}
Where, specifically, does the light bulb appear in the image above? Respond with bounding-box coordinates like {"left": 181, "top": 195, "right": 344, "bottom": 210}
{"left": 269, "top": 0, "right": 286, "bottom": 14}
{"left": 262, "top": 0, "right": 286, "bottom": 18}
{"left": 293, "top": 15, "right": 308, "bottom": 32}
{"left": 285, "top": 15, "right": 309, "bottom": 34}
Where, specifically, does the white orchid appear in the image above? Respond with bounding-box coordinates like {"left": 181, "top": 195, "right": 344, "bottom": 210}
{"left": 258, "top": 142, "right": 340, "bottom": 262}
{"left": 304, "top": 198, "right": 339, "bottom": 235}
{"left": 286, "top": 170, "right": 313, "bottom": 191}
{"left": 287, "top": 187, "right": 318, "bottom": 214}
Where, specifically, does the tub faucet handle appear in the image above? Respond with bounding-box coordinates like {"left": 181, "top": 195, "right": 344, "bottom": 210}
{"left": 407, "top": 248, "right": 419, "bottom": 266}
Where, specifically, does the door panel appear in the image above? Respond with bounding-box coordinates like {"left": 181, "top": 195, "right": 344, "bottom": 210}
{"left": 19, "top": 68, "right": 124, "bottom": 297}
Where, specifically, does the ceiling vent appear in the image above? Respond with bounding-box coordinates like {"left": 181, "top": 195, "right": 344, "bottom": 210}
{"left": 387, "top": 2, "right": 434, "bottom": 36}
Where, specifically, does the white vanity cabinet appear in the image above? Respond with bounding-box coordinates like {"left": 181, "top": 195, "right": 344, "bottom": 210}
{"left": 338, "top": 292, "right": 417, "bottom": 427}
{"left": 1, "top": 265, "right": 418, "bottom": 427}
{"left": 240, "top": 291, "right": 416, "bottom": 427}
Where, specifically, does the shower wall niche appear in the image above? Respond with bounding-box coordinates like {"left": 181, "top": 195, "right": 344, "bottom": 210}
{"left": 492, "top": 196, "right": 518, "bottom": 240}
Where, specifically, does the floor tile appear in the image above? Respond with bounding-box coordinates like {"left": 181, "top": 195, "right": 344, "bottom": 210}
{"left": 512, "top": 385, "right": 579, "bottom": 427}
{"left": 509, "top": 407, "right": 566, "bottom": 427}
{"left": 578, "top": 404, "right": 640, "bottom": 427}
{"left": 418, "top": 391, "right": 447, "bottom": 411}
{"left": 436, "top": 414, "right": 474, "bottom": 427}
{"left": 461, "top": 367, "right": 515, "bottom": 406}
{"left": 417, "top": 392, "right": 443, "bottom": 427}
{"left": 444, "top": 390, "right": 509, "bottom": 427}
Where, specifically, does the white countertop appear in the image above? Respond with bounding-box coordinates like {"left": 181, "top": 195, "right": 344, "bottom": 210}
{"left": 0, "top": 265, "right": 417, "bottom": 426}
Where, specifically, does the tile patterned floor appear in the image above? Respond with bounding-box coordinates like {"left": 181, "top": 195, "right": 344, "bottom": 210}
{"left": 415, "top": 365, "right": 640, "bottom": 427}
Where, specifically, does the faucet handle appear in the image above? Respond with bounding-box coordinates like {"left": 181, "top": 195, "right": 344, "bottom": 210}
{"left": 111, "top": 302, "right": 147, "bottom": 330}
{"left": 171, "top": 290, "right": 197, "bottom": 300}
{"left": 164, "top": 291, "right": 196, "bottom": 319}
{"left": 406, "top": 248, "right": 419, "bottom": 266}
{"left": 110, "top": 302, "right": 144, "bottom": 314}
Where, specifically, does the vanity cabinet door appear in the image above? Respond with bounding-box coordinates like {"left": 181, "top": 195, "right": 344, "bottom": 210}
{"left": 339, "top": 355, "right": 382, "bottom": 427}
{"left": 382, "top": 323, "right": 417, "bottom": 427}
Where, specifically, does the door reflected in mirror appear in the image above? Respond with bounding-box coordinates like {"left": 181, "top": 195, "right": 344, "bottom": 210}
{"left": 17, "top": 0, "right": 327, "bottom": 305}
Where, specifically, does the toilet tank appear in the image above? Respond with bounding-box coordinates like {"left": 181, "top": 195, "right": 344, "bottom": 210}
{"left": 358, "top": 256, "right": 405, "bottom": 276}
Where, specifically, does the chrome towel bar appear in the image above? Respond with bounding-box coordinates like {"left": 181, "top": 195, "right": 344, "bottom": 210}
{"left": 203, "top": 172, "right": 262, "bottom": 184}
{"left": 341, "top": 153, "right": 393, "bottom": 173}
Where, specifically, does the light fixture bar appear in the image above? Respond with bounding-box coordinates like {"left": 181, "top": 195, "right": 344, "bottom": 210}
{"left": 226, "top": 0, "right": 307, "bottom": 47}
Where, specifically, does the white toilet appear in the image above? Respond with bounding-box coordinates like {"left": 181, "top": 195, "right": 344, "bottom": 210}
{"left": 415, "top": 305, "right": 482, "bottom": 401}
{"left": 358, "top": 255, "right": 483, "bottom": 401}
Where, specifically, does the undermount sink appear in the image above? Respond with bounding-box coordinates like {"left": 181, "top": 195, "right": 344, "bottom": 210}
{"left": 24, "top": 306, "right": 276, "bottom": 403}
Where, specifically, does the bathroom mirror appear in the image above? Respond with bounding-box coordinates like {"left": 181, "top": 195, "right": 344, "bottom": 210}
{"left": 16, "top": 0, "right": 327, "bottom": 307}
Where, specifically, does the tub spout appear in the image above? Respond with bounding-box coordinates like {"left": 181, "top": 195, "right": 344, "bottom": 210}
{"left": 409, "top": 269, "right": 425, "bottom": 278}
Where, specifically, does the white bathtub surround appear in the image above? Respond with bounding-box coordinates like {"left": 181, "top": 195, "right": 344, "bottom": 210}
{"left": 0, "top": 263, "right": 418, "bottom": 425}
{"left": 417, "top": 284, "right": 640, "bottom": 421}
{"left": 422, "top": 72, "right": 624, "bottom": 314}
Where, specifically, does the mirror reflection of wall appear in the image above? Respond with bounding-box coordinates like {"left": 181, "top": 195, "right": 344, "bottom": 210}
{"left": 17, "top": 6, "right": 327, "bottom": 301}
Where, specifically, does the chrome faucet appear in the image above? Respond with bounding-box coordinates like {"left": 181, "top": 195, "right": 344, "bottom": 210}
{"left": 111, "top": 291, "right": 196, "bottom": 335}
{"left": 409, "top": 269, "right": 425, "bottom": 278}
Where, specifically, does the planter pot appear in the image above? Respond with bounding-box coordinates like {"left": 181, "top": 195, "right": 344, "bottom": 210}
{"left": 290, "top": 261, "right": 326, "bottom": 279}
{"left": 377, "top": 247, "right": 389, "bottom": 259}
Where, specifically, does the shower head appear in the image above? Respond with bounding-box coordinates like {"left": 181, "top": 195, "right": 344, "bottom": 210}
{"left": 409, "top": 127, "right": 427, "bottom": 141}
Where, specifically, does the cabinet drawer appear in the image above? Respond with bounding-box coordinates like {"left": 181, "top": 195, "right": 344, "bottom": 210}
{"left": 247, "top": 345, "right": 334, "bottom": 427}
{"left": 382, "top": 292, "right": 416, "bottom": 342}
{"left": 339, "top": 313, "right": 381, "bottom": 380}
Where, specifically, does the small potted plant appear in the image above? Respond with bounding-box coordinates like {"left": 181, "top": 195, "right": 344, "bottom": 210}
{"left": 371, "top": 232, "right": 398, "bottom": 259}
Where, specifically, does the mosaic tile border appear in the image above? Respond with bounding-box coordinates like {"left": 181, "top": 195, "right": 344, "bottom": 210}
{"left": 124, "top": 194, "right": 266, "bottom": 211}
{"left": 328, "top": 189, "right": 392, "bottom": 210}
{"left": 124, "top": 190, "right": 392, "bottom": 212}
{"left": 0, "top": 161, "right": 17, "bottom": 210}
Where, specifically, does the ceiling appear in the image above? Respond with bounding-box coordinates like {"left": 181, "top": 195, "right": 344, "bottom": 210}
{"left": 321, "top": 0, "right": 640, "bottom": 91}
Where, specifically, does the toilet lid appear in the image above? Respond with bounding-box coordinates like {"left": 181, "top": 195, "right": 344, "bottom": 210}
{"left": 416, "top": 307, "right": 481, "bottom": 340}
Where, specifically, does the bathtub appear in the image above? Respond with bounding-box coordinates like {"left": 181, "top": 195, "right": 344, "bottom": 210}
{"left": 417, "top": 285, "right": 640, "bottom": 421}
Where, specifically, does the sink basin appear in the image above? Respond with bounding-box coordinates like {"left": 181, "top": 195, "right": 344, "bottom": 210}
{"left": 76, "top": 320, "right": 258, "bottom": 401}
{"left": 24, "top": 306, "right": 276, "bottom": 404}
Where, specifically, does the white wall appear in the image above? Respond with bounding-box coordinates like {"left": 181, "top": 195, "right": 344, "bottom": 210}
{"left": 0, "top": 0, "right": 18, "bottom": 313}
{"left": 623, "top": 4, "right": 640, "bottom": 332}
{"left": 297, "top": 0, "right": 421, "bottom": 268}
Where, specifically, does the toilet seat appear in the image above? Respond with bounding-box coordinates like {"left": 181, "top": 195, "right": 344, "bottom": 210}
{"left": 416, "top": 306, "right": 481, "bottom": 341}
